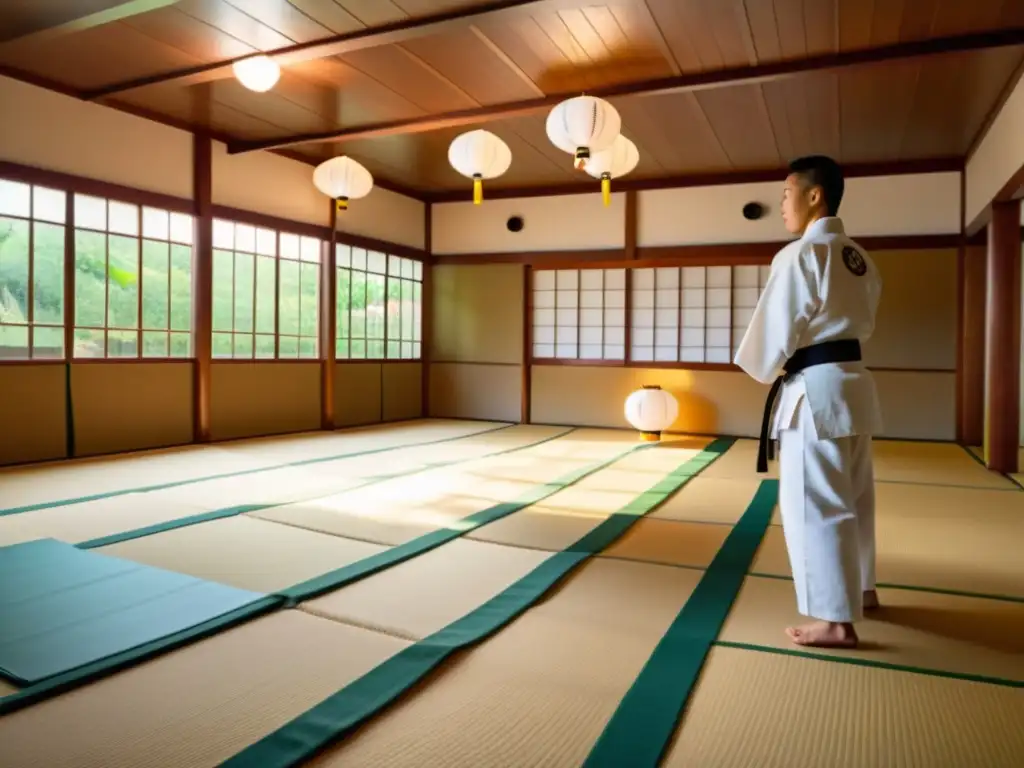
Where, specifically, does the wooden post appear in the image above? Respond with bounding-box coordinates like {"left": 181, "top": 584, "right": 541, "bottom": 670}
{"left": 421, "top": 202, "right": 432, "bottom": 418}
{"left": 321, "top": 200, "right": 337, "bottom": 430}
{"left": 959, "top": 244, "right": 986, "bottom": 446}
{"left": 983, "top": 199, "right": 1021, "bottom": 472}
{"left": 192, "top": 134, "right": 213, "bottom": 443}
{"left": 521, "top": 264, "right": 532, "bottom": 424}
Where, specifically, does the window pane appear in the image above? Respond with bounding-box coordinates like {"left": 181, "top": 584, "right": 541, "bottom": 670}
{"left": 280, "top": 233, "right": 300, "bottom": 260}
{"left": 212, "top": 332, "right": 233, "bottom": 358}
{"left": 278, "top": 258, "right": 300, "bottom": 335}
{"left": 233, "top": 251, "right": 254, "bottom": 334}
{"left": 33, "top": 222, "right": 64, "bottom": 325}
{"left": 0, "top": 324, "right": 28, "bottom": 358}
{"left": 0, "top": 180, "right": 30, "bottom": 218}
{"left": 350, "top": 272, "right": 366, "bottom": 339}
{"left": 143, "top": 330, "right": 169, "bottom": 357}
{"left": 234, "top": 332, "right": 254, "bottom": 359}
{"left": 107, "top": 329, "right": 137, "bottom": 357}
{"left": 33, "top": 325, "right": 63, "bottom": 358}
{"left": 255, "top": 255, "right": 275, "bottom": 334}
{"left": 33, "top": 187, "right": 66, "bottom": 224}
{"left": 367, "top": 339, "right": 385, "bottom": 359}
{"left": 401, "top": 279, "right": 414, "bottom": 340}
{"left": 336, "top": 268, "right": 350, "bottom": 339}
{"left": 350, "top": 339, "right": 366, "bottom": 358}
{"left": 0, "top": 217, "right": 29, "bottom": 323}
{"left": 142, "top": 240, "right": 169, "bottom": 330}
{"left": 169, "top": 213, "right": 193, "bottom": 245}
{"left": 212, "top": 249, "right": 234, "bottom": 332}
{"left": 74, "top": 328, "right": 105, "bottom": 358}
{"left": 386, "top": 274, "right": 401, "bottom": 342}
{"left": 335, "top": 338, "right": 349, "bottom": 358}
{"left": 299, "top": 262, "right": 318, "bottom": 338}
{"left": 169, "top": 244, "right": 191, "bottom": 331}
{"left": 366, "top": 274, "right": 385, "bottom": 341}
{"left": 235, "top": 224, "right": 256, "bottom": 253}
{"left": 142, "top": 208, "right": 170, "bottom": 240}
{"left": 107, "top": 235, "right": 138, "bottom": 329}
{"left": 279, "top": 335, "right": 299, "bottom": 358}
{"left": 299, "top": 337, "right": 317, "bottom": 358}
{"left": 300, "top": 236, "right": 320, "bottom": 263}
{"left": 212, "top": 219, "right": 234, "bottom": 250}
{"left": 255, "top": 334, "right": 275, "bottom": 358}
{"left": 74, "top": 229, "right": 106, "bottom": 327}
{"left": 256, "top": 228, "right": 276, "bottom": 256}
{"left": 170, "top": 331, "right": 190, "bottom": 357}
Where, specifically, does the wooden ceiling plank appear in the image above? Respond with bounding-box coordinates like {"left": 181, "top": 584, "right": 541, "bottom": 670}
{"left": 802, "top": 0, "right": 839, "bottom": 56}
{"left": 467, "top": 24, "right": 545, "bottom": 96}
{"left": 613, "top": 1, "right": 682, "bottom": 75}
{"left": 284, "top": 0, "right": 366, "bottom": 35}
{"left": 335, "top": 1, "right": 408, "bottom": 27}
{"left": 0, "top": 0, "right": 179, "bottom": 45}
{"left": 741, "top": 0, "right": 781, "bottom": 63}
{"left": 838, "top": 0, "right": 876, "bottom": 52}
{"left": 225, "top": 28, "right": 1024, "bottom": 154}
{"left": 867, "top": 0, "right": 906, "bottom": 47}
{"left": 218, "top": 0, "right": 334, "bottom": 43}
{"left": 81, "top": 0, "right": 593, "bottom": 98}
{"left": 772, "top": 0, "right": 809, "bottom": 59}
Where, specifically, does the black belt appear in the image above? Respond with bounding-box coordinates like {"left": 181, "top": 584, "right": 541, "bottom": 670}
{"left": 756, "top": 339, "right": 862, "bottom": 473}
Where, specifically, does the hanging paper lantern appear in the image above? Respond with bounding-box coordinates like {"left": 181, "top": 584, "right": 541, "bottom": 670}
{"left": 586, "top": 134, "right": 640, "bottom": 207}
{"left": 313, "top": 156, "right": 374, "bottom": 213}
{"left": 232, "top": 55, "right": 280, "bottom": 93}
{"left": 624, "top": 385, "right": 679, "bottom": 441}
{"left": 545, "top": 95, "right": 621, "bottom": 170}
{"left": 447, "top": 129, "right": 512, "bottom": 205}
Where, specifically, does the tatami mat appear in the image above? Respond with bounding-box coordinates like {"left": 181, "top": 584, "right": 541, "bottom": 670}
{"left": 721, "top": 575, "right": 1024, "bottom": 683}
{"left": 651, "top": 475, "right": 767, "bottom": 524}
{"left": 602, "top": 519, "right": 730, "bottom": 568}
{"left": 97, "top": 516, "right": 386, "bottom": 593}
{"left": 304, "top": 558, "right": 703, "bottom": 767}
{"left": 302, "top": 538, "right": 552, "bottom": 640}
{"left": 662, "top": 645, "right": 1024, "bottom": 768}
{"left": 703, "top": 438, "right": 1013, "bottom": 489}
{"left": 752, "top": 483, "right": 1024, "bottom": 599}
{"left": 0, "top": 611, "right": 410, "bottom": 768}
{"left": 0, "top": 419, "right": 502, "bottom": 511}
{"left": 251, "top": 428, "right": 639, "bottom": 546}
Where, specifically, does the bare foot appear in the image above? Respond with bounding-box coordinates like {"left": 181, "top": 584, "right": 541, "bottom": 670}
{"left": 863, "top": 589, "right": 880, "bottom": 610}
{"left": 785, "top": 621, "right": 859, "bottom": 648}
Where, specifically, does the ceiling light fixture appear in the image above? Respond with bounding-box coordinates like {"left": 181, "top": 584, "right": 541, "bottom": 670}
{"left": 232, "top": 55, "right": 280, "bottom": 93}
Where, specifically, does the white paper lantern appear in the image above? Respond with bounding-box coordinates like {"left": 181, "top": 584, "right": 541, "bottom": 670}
{"left": 624, "top": 385, "right": 679, "bottom": 441}
{"left": 232, "top": 55, "right": 280, "bottom": 93}
{"left": 586, "top": 134, "right": 640, "bottom": 207}
{"left": 313, "top": 156, "right": 374, "bottom": 213}
{"left": 545, "top": 95, "right": 621, "bottom": 170}
{"left": 447, "top": 129, "right": 512, "bottom": 205}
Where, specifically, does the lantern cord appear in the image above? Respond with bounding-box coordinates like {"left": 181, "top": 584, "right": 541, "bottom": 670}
{"left": 472, "top": 174, "right": 483, "bottom": 205}
{"left": 601, "top": 173, "right": 611, "bottom": 207}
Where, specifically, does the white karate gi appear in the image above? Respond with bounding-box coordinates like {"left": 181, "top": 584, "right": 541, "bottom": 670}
{"left": 735, "top": 216, "right": 883, "bottom": 623}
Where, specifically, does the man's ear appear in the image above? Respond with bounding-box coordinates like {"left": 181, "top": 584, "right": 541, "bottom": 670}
{"left": 807, "top": 185, "right": 822, "bottom": 209}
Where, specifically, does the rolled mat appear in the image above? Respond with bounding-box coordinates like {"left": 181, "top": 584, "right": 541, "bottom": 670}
{"left": 218, "top": 437, "right": 735, "bottom": 767}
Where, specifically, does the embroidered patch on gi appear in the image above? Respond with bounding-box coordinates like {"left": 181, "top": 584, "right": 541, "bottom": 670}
{"left": 842, "top": 245, "right": 867, "bottom": 276}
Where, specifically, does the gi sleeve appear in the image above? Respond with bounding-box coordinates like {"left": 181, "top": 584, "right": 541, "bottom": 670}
{"left": 733, "top": 245, "right": 820, "bottom": 384}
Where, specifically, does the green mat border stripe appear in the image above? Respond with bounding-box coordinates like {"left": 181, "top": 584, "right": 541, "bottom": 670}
{"left": 713, "top": 641, "right": 1024, "bottom": 689}
{"left": 0, "top": 422, "right": 516, "bottom": 517}
{"left": 581, "top": 479, "right": 778, "bottom": 767}
{"left": 218, "top": 437, "right": 736, "bottom": 768}
{"left": 0, "top": 430, "right": 676, "bottom": 714}
{"left": 76, "top": 426, "right": 578, "bottom": 550}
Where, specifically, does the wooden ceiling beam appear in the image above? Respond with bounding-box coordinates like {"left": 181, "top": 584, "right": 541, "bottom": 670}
{"left": 0, "top": 0, "right": 179, "bottom": 45}
{"left": 423, "top": 157, "right": 965, "bottom": 203}
{"left": 225, "top": 28, "right": 1024, "bottom": 155}
{"left": 80, "top": 0, "right": 586, "bottom": 99}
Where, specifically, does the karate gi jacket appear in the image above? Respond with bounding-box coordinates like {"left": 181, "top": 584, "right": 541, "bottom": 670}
{"left": 734, "top": 216, "right": 884, "bottom": 441}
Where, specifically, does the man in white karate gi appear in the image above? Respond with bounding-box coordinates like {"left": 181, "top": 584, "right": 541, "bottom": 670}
{"left": 735, "top": 155, "right": 883, "bottom": 649}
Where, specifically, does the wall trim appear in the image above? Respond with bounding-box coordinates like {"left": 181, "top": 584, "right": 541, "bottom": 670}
{"left": 434, "top": 233, "right": 963, "bottom": 267}
{"left": 427, "top": 158, "right": 964, "bottom": 203}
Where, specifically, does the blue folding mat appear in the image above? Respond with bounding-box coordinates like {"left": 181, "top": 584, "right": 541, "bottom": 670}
{"left": 0, "top": 538, "right": 269, "bottom": 687}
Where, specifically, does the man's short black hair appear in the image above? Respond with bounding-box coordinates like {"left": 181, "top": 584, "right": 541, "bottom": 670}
{"left": 788, "top": 155, "right": 844, "bottom": 216}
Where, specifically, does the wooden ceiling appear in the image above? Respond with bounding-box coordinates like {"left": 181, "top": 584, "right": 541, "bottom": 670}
{"left": 2, "top": 0, "right": 1024, "bottom": 200}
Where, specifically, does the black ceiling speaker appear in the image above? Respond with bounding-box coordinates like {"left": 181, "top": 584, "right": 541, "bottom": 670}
{"left": 742, "top": 202, "right": 765, "bottom": 221}
{"left": 507, "top": 215, "right": 524, "bottom": 233}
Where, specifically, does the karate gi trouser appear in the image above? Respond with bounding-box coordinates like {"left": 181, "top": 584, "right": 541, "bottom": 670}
{"left": 778, "top": 398, "right": 876, "bottom": 623}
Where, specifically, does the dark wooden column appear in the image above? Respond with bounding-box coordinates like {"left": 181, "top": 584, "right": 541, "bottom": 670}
{"left": 958, "top": 245, "right": 987, "bottom": 446}
{"left": 983, "top": 199, "right": 1021, "bottom": 472}
{"left": 192, "top": 134, "right": 213, "bottom": 443}
{"left": 321, "top": 201, "right": 338, "bottom": 430}
{"left": 421, "top": 202, "right": 432, "bottom": 418}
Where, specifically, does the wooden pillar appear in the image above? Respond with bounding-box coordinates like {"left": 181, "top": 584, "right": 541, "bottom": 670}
{"left": 983, "top": 199, "right": 1021, "bottom": 472}
{"left": 521, "top": 264, "right": 532, "bottom": 424}
{"left": 320, "top": 201, "right": 337, "bottom": 430}
{"left": 959, "top": 245, "right": 987, "bottom": 445}
{"left": 421, "top": 202, "right": 432, "bottom": 418}
{"left": 192, "top": 134, "right": 213, "bottom": 443}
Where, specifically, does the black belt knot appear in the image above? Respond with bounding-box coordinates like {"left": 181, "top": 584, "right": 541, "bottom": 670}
{"left": 756, "top": 339, "right": 862, "bottom": 473}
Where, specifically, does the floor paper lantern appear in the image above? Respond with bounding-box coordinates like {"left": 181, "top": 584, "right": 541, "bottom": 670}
{"left": 313, "top": 156, "right": 374, "bottom": 213}
{"left": 624, "top": 384, "right": 679, "bottom": 441}
{"left": 546, "top": 95, "right": 621, "bottom": 170}
{"left": 586, "top": 134, "right": 640, "bottom": 206}
{"left": 448, "top": 129, "right": 512, "bottom": 205}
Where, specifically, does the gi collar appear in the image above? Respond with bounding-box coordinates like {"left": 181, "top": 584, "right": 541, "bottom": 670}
{"left": 802, "top": 216, "right": 845, "bottom": 240}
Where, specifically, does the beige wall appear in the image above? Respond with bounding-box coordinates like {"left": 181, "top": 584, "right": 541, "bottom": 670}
{"left": 965, "top": 71, "right": 1024, "bottom": 226}
{"left": 429, "top": 263, "right": 524, "bottom": 422}
{"left": 0, "top": 77, "right": 428, "bottom": 464}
